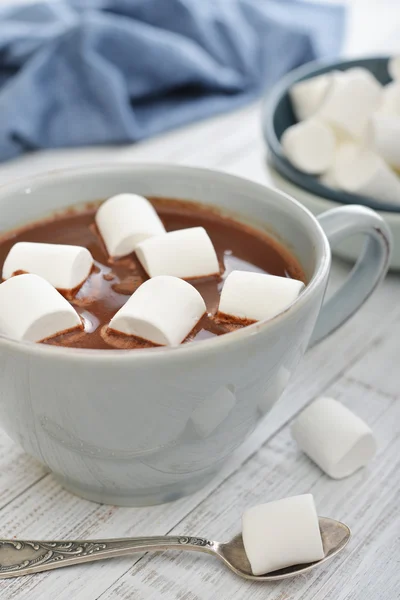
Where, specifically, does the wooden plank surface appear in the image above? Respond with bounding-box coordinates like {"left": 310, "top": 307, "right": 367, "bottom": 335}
{"left": 0, "top": 1, "right": 399, "bottom": 598}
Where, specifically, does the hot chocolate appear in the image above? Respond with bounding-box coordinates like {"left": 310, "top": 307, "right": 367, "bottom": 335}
{"left": 0, "top": 197, "right": 306, "bottom": 349}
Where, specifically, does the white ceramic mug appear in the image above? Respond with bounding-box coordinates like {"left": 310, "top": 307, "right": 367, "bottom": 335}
{"left": 0, "top": 165, "right": 391, "bottom": 506}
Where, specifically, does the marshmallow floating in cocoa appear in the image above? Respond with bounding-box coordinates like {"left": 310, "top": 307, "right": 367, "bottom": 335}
{"left": 95, "top": 193, "right": 166, "bottom": 258}
{"left": 2, "top": 242, "right": 93, "bottom": 294}
{"left": 135, "top": 227, "right": 219, "bottom": 279}
{"left": 218, "top": 270, "right": 304, "bottom": 323}
{"left": 242, "top": 494, "right": 324, "bottom": 576}
{"left": 282, "top": 119, "right": 336, "bottom": 175}
{"left": 108, "top": 275, "right": 206, "bottom": 346}
{"left": 289, "top": 73, "right": 332, "bottom": 122}
{"left": 317, "top": 68, "right": 382, "bottom": 139}
{"left": 0, "top": 274, "right": 82, "bottom": 342}
{"left": 292, "top": 397, "right": 376, "bottom": 479}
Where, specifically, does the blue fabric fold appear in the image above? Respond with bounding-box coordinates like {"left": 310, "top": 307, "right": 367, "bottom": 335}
{"left": 0, "top": 0, "right": 345, "bottom": 161}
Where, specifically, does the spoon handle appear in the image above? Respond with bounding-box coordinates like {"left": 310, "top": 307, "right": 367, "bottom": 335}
{"left": 0, "top": 536, "right": 216, "bottom": 579}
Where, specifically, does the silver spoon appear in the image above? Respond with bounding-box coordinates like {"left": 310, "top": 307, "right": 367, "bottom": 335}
{"left": 0, "top": 517, "right": 350, "bottom": 580}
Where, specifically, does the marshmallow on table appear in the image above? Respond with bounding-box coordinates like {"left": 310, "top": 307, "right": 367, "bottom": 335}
{"left": 135, "top": 227, "right": 219, "bottom": 279}
{"left": 218, "top": 271, "right": 304, "bottom": 323}
{"left": 289, "top": 73, "right": 332, "bottom": 122}
{"left": 281, "top": 119, "right": 336, "bottom": 175}
{"left": 108, "top": 275, "right": 206, "bottom": 346}
{"left": 242, "top": 494, "right": 324, "bottom": 576}
{"left": 2, "top": 242, "right": 93, "bottom": 293}
{"left": 0, "top": 274, "right": 82, "bottom": 342}
{"left": 388, "top": 56, "right": 400, "bottom": 81}
{"left": 95, "top": 193, "right": 166, "bottom": 258}
{"left": 368, "top": 114, "right": 400, "bottom": 170}
{"left": 292, "top": 397, "right": 376, "bottom": 479}
{"left": 334, "top": 147, "right": 400, "bottom": 204}
{"left": 317, "top": 68, "right": 382, "bottom": 139}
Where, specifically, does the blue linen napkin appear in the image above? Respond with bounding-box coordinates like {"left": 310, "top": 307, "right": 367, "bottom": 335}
{"left": 0, "top": 0, "right": 345, "bottom": 162}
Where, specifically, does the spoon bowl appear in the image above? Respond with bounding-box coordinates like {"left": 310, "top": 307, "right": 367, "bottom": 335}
{"left": 217, "top": 517, "right": 351, "bottom": 580}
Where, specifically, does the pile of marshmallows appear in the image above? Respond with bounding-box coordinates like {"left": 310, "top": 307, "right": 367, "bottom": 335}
{"left": 283, "top": 56, "right": 400, "bottom": 204}
{"left": 0, "top": 193, "right": 304, "bottom": 345}
{"left": 242, "top": 396, "right": 376, "bottom": 575}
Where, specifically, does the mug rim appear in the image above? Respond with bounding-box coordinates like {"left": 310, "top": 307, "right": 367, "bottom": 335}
{"left": 0, "top": 163, "right": 331, "bottom": 362}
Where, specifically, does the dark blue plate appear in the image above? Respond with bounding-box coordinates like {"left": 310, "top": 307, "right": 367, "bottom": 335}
{"left": 262, "top": 56, "right": 399, "bottom": 214}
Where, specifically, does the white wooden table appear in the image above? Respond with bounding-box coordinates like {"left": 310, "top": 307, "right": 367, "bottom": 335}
{"left": 0, "top": 1, "right": 399, "bottom": 598}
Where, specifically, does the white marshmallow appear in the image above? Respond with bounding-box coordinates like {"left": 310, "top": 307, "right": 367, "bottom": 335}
{"left": 334, "top": 147, "right": 400, "bottom": 204}
{"left": 108, "top": 275, "right": 206, "bottom": 346}
{"left": 281, "top": 119, "right": 336, "bottom": 175}
{"left": 292, "top": 397, "right": 376, "bottom": 479}
{"left": 368, "top": 115, "right": 400, "bottom": 170}
{"left": 318, "top": 68, "right": 382, "bottom": 139}
{"left": 135, "top": 227, "right": 219, "bottom": 279}
{"left": 218, "top": 271, "right": 304, "bottom": 323}
{"left": 190, "top": 385, "right": 236, "bottom": 438}
{"left": 321, "top": 141, "right": 361, "bottom": 190}
{"left": 388, "top": 56, "right": 400, "bottom": 81}
{"left": 2, "top": 242, "right": 93, "bottom": 293}
{"left": 242, "top": 494, "right": 324, "bottom": 576}
{"left": 0, "top": 274, "right": 82, "bottom": 342}
{"left": 289, "top": 73, "right": 332, "bottom": 122}
{"left": 377, "top": 82, "right": 400, "bottom": 116}
{"left": 95, "top": 193, "right": 166, "bottom": 258}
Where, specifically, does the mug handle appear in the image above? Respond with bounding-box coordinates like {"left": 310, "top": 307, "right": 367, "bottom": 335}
{"left": 310, "top": 205, "right": 392, "bottom": 346}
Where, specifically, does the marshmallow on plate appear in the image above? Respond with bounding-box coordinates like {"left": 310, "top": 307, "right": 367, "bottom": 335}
{"left": 95, "top": 193, "right": 166, "bottom": 258}
{"left": 108, "top": 275, "right": 206, "bottom": 346}
{"left": 368, "top": 114, "right": 400, "bottom": 170}
{"left": 289, "top": 73, "right": 332, "bottom": 122}
{"left": 377, "top": 82, "right": 400, "bottom": 116}
{"left": 218, "top": 271, "right": 304, "bottom": 323}
{"left": 0, "top": 274, "right": 82, "bottom": 342}
{"left": 135, "top": 227, "right": 219, "bottom": 279}
{"left": 242, "top": 494, "right": 324, "bottom": 576}
{"left": 333, "top": 147, "right": 400, "bottom": 204}
{"left": 281, "top": 119, "right": 336, "bottom": 175}
{"left": 320, "top": 141, "right": 360, "bottom": 189}
{"left": 317, "top": 68, "right": 382, "bottom": 139}
{"left": 292, "top": 397, "right": 376, "bottom": 479}
{"left": 388, "top": 56, "right": 400, "bottom": 82}
{"left": 2, "top": 242, "right": 93, "bottom": 294}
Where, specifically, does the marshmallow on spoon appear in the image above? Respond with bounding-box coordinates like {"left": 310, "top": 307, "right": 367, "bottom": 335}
{"left": 318, "top": 68, "right": 382, "bottom": 139}
{"left": 292, "top": 397, "right": 376, "bottom": 479}
{"left": 135, "top": 227, "right": 219, "bottom": 279}
{"left": 218, "top": 271, "right": 304, "bottom": 323}
{"left": 95, "top": 193, "right": 166, "bottom": 259}
{"left": 242, "top": 494, "right": 324, "bottom": 576}
{"left": 2, "top": 242, "right": 93, "bottom": 294}
{"left": 289, "top": 73, "right": 332, "bottom": 122}
{"left": 281, "top": 119, "right": 336, "bottom": 175}
{"left": 368, "top": 115, "right": 400, "bottom": 170}
{"left": 334, "top": 147, "right": 400, "bottom": 204}
{"left": 108, "top": 275, "right": 206, "bottom": 346}
{"left": 0, "top": 274, "right": 82, "bottom": 342}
